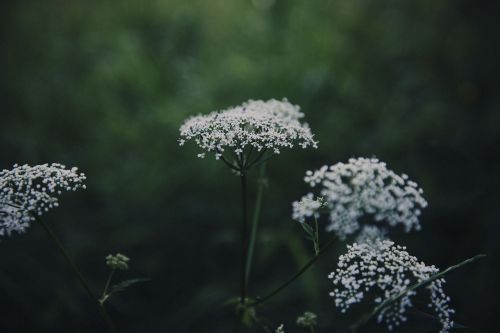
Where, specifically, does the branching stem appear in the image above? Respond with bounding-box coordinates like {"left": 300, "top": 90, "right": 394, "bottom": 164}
{"left": 252, "top": 236, "right": 337, "bottom": 306}
{"left": 239, "top": 171, "right": 249, "bottom": 303}
{"left": 36, "top": 217, "right": 119, "bottom": 333}
{"left": 244, "top": 162, "right": 266, "bottom": 291}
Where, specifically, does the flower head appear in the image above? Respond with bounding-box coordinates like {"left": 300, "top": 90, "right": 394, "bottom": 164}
{"left": 355, "top": 225, "right": 388, "bottom": 244}
{"left": 106, "top": 253, "right": 130, "bottom": 270}
{"left": 293, "top": 157, "right": 427, "bottom": 239}
{"left": 329, "top": 240, "right": 454, "bottom": 332}
{"left": 296, "top": 311, "right": 317, "bottom": 328}
{"left": 0, "top": 163, "right": 86, "bottom": 237}
{"left": 179, "top": 99, "right": 317, "bottom": 164}
{"left": 292, "top": 193, "right": 326, "bottom": 223}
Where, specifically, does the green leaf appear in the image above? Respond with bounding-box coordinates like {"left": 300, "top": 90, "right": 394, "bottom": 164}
{"left": 242, "top": 306, "right": 256, "bottom": 327}
{"left": 299, "top": 222, "right": 314, "bottom": 236}
{"left": 108, "top": 278, "right": 151, "bottom": 296}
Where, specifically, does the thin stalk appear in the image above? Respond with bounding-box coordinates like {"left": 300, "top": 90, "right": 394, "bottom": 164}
{"left": 246, "top": 147, "right": 254, "bottom": 166}
{"left": 104, "top": 270, "right": 115, "bottom": 295}
{"left": 36, "top": 217, "right": 119, "bottom": 333}
{"left": 239, "top": 171, "right": 249, "bottom": 303}
{"left": 252, "top": 237, "right": 337, "bottom": 306}
{"left": 350, "top": 253, "right": 487, "bottom": 332}
{"left": 245, "top": 149, "right": 268, "bottom": 169}
{"left": 220, "top": 155, "right": 240, "bottom": 171}
{"left": 244, "top": 162, "right": 266, "bottom": 290}
{"left": 246, "top": 156, "right": 273, "bottom": 170}
{"left": 100, "top": 269, "right": 115, "bottom": 304}
{"left": 313, "top": 217, "right": 320, "bottom": 255}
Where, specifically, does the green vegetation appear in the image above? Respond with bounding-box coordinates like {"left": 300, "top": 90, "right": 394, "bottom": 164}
{"left": 0, "top": 0, "right": 498, "bottom": 332}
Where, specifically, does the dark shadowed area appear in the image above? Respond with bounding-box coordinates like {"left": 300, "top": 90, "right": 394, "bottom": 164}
{"left": 1, "top": 0, "right": 499, "bottom": 332}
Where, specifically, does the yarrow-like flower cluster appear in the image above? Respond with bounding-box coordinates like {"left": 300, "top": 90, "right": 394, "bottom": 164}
{"left": 179, "top": 99, "right": 318, "bottom": 160}
{"left": 329, "top": 240, "right": 454, "bottom": 332}
{"left": 0, "top": 163, "right": 86, "bottom": 237}
{"left": 292, "top": 157, "right": 427, "bottom": 239}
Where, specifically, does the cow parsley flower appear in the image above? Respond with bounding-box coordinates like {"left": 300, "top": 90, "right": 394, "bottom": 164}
{"left": 355, "top": 225, "right": 388, "bottom": 244}
{"left": 179, "top": 99, "right": 318, "bottom": 167}
{"left": 0, "top": 163, "right": 86, "bottom": 237}
{"left": 329, "top": 240, "right": 454, "bottom": 333}
{"left": 291, "top": 193, "right": 326, "bottom": 222}
{"left": 292, "top": 158, "right": 427, "bottom": 239}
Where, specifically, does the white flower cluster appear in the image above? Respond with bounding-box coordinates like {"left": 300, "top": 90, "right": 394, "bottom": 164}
{"left": 291, "top": 193, "right": 325, "bottom": 222}
{"left": 179, "top": 99, "right": 318, "bottom": 161}
{"left": 355, "top": 225, "right": 388, "bottom": 244}
{"left": 329, "top": 240, "right": 454, "bottom": 333}
{"left": 293, "top": 157, "right": 428, "bottom": 239}
{"left": 0, "top": 163, "right": 86, "bottom": 237}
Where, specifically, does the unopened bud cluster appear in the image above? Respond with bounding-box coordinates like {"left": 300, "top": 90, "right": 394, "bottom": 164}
{"left": 296, "top": 311, "right": 317, "bottom": 328}
{"left": 106, "top": 253, "right": 130, "bottom": 270}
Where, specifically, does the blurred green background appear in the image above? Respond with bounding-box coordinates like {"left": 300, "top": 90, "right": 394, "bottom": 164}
{"left": 1, "top": 0, "right": 499, "bottom": 332}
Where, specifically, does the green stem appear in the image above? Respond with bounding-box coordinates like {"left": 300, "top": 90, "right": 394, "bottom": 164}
{"left": 252, "top": 237, "right": 337, "bottom": 306}
{"left": 350, "top": 253, "right": 487, "bottom": 332}
{"left": 240, "top": 171, "right": 249, "bottom": 303}
{"left": 245, "top": 149, "right": 268, "bottom": 169}
{"left": 100, "top": 269, "right": 115, "bottom": 304}
{"left": 244, "top": 162, "right": 266, "bottom": 290}
{"left": 220, "top": 155, "right": 240, "bottom": 171}
{"left": 36, "top": 217, "right": 119, "bottom": 333}
{"left": 246, "top": 155, "right": 272, "bottom": 170}
{"left": 313, "top": 217, "right": 320, "bottom": 255}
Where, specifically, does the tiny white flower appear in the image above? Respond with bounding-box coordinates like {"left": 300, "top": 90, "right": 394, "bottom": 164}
{"left": 355, "top": 225, "right": 388, "bottom": 244}
{"left": 293, "top": 158, "right": 427, "bottom": 239}
{"left": 0, "top": 163, "right": 86, "bottom": 237}
{"left": 292, "top": 193, "right": 325, "bottom": 222}
{"left": 179, "top": 99, "right": 318, "bottom": 163}
{"left": 329, "top": 240, "right": 454, "bottom": 333}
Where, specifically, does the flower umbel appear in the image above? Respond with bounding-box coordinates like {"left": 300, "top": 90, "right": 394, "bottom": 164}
{"left": 355, "top": 225, "right": 388, "bottom": 244}
{"left": 296, "top": 311, "right": 318, "bottom": 328}
{"left": 329, "top": 240, "right": 454, "bottom": 333}
{"left": 0, "top": 163, "right": 86, "bottom": 237}
{"left": 106, "top": 253, "right": 130, "bottom": 270}
{"left": 292, "top": 194, "right": 326, "bottom": 222}
{"left": 293, "top": 157, "right": 427, "bottom": 239}
{"left": 179, "top": 99, "right": 317, "bottom": 166}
